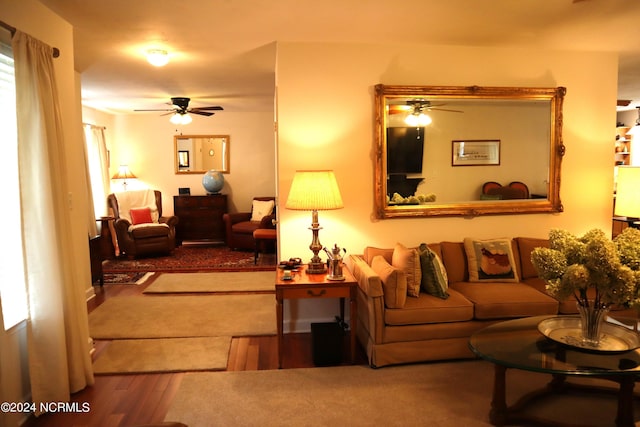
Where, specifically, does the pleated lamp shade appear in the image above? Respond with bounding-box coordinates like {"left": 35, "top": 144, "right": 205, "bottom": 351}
{"left": 285, "top": 170, "right": 344, "bottom": 211}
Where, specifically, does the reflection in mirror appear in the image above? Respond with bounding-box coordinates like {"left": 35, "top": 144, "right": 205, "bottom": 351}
{"left": 374, "top": 85, "right": 565, "bottom": 218}
{"left": 174, "top": 135, "right": 230, "bottom": 174}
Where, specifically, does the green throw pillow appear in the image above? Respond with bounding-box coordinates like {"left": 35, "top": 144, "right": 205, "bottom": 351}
{"left": 418, "top": 244, "right": 449, "bottom": 299}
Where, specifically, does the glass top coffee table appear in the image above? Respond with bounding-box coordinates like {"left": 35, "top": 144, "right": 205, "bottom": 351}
{"left": 469, "top": 315, "right": 640, "bottom": 427}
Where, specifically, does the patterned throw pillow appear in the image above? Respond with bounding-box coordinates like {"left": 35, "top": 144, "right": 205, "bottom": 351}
{"left": 417, "top": 243, "right": 449, "bottom": 299}
{"left": 371, "top": 255, "right": 407, "bottom": 308}
{"left": 392, "top": 243, "right": 421, "bottom": 297}
{"left": 464, "top": 238, "right": 519, "bottom": 282}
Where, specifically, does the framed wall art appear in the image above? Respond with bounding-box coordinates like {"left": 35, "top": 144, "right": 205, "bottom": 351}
{"left": 452, "top": 140, "right": 500, "bottom": 166}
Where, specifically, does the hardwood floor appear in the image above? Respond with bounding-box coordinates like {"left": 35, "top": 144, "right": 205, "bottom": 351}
{"left": 23, "top": 272, "right": 366, "bottom": 427}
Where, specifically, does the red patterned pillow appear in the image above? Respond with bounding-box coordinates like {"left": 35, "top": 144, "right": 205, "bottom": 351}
{"left": 130, "top": 207, "right": 153, "bottom": 225}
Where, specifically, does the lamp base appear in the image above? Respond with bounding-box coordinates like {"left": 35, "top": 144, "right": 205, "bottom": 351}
{"left": 307, "top": 261, "right": 327, "bottom": 274}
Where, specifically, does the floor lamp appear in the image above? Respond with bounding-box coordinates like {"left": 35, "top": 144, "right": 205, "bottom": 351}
{"left": 614, "top": 166, "right": 640, "bottom": 228}
{"left": 285, "top": 170, "right": 344, "bottom": 274}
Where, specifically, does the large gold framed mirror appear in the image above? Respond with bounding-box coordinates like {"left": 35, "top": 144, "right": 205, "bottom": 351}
{"left": 374, "top": 85, "right": 565, "bottom": 218}
{"left": 174, "top": 135, "right": 230, "bottom": 174}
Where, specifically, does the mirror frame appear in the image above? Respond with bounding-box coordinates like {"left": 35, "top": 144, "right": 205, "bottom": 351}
{"left": 174, "top": 134, "right": 230, "bottom": 174}
{"left": 374, "top": 85, "right": 566, "bottom": 219}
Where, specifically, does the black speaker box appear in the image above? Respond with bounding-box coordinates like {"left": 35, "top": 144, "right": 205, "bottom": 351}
{"left": 311, "top": 322, "right": 344, "bottom": 366}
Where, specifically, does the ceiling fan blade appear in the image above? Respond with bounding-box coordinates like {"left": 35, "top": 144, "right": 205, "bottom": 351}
{"left": 190, "top": 110, "right": 214, "bottom": 116}
{"left": 387, "top": 105, "right": 411, "bottom": 114}
{"left": 429, "top": 107, "right": 464, "bottom": 113}
{"left": 192, "top": 106, "right": 224, "bottom": 111}
{"left": 134, "top": 108, "right": 176, "bottom": 112}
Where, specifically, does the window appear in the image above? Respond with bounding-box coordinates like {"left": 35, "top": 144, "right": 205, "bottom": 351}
{"left": 0, "top": 31, "right": 27, "bottom": 330}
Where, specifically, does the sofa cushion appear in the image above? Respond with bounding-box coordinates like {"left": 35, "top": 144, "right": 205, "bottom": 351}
{"left": 363, "top": 246, "right": 393, "bottom": 266}
{"left": 450, "top": 281, "right": 558, "bottom": 319}
{"left": 371, "top": 255, "right": 407, "bottom": 309}
{"left": 463, "top": 238, "right": 519, "bottom": 282}
{"left": 349, "top": 255, "right": 384, "bottom": 298}
{"left": 392, "top": 243, "right": 421, "bottom": 298}
{"left": 384, "top": 289, "right": 474, "bottom": 325}
{"left": 417, "top": 243, "right": 449, "bottom": 299}
{"left": 129, "top": 222, "right": 170, "bottom": 239}
{"left": 439, "top": 241, "right": 468, "bottom": 284}
{"left": 231, "top": 220, "right": 261, "bottom": 235}
{"left": 515, "top": 237, "right": 549, "bottom": 279}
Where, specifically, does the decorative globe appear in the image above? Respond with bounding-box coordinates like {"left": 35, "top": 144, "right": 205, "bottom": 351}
{"left": 202, "top": 170, "right": 224, "bottom": 194}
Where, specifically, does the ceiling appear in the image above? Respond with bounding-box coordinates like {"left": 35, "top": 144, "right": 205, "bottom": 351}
{"left": 38, "top": 0, "right": 640, "bottom": 115}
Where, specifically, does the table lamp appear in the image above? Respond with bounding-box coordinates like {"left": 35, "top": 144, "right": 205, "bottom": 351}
{"left": 614, "top": 166, "right": 640, "bottom": 228}
{"left": 285, "top": 170, "right": 344, "bottom": 274}
{"left": 112, "top": 165, "right": 137, "bottom": 191}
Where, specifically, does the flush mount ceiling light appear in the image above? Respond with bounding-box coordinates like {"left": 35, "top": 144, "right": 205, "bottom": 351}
{"left": 146, "top": 49, "right": 169, "bottom": 67}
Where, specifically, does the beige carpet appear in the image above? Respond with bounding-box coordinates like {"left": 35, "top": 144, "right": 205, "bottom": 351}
{"left": 143, "top": 271, "right": 276, "bottom": 293}
{"left": 165, "top": 360, "right": 640, "bottom": 427}
{"left": 88, "top": 294, "right": 276, "bottom": 339}
{"left": 92, "top": 337, "right": 231, "bottom": 374}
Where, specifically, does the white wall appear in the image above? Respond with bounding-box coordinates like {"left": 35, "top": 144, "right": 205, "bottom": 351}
{"left": 0, "top": 1, "right": 86, "bottom": 426}
{"left": 85, "top": 110, "right": 276, "bottom": 216}
{"left": 275, "top": 42, "right": 618, "bottom": 331}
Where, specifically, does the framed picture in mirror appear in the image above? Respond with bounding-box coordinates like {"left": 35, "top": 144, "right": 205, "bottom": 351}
{"left": 178, "top": 150, "right": 190, "bottom": 168}
{"left": 452, "top": 140, "right": 500, "bottom": 166}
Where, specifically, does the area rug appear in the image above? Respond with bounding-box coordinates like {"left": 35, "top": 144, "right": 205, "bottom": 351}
{"left": 103, "top": 246, "right": 276, "bottom": 273}
{"left": 103, "top": 271, "right": 153, "bottom": 285}
{"left": 165, "top": 361, "right": 636, "bottom": 427}
{"left": 92, "top": 337, "right": 231, "bottom": 374}
{"left": 143, "top": 271, "right": 275, "bottom": 294}
{"left": 88, "top": 295, "right": 276, "bottom": 339}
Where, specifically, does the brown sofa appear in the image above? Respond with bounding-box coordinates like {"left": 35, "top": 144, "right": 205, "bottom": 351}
{"left": 346, "top": 237, "right": 576, "bottom": 368}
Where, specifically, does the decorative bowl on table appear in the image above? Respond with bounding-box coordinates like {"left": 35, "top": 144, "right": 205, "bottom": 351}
{"left": 537, "top": 316, "right": 640, "bottom": 354}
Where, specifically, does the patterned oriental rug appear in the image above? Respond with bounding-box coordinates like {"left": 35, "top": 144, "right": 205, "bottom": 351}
{"left": 102, "top": 245, "right": 276, "bottom": 273}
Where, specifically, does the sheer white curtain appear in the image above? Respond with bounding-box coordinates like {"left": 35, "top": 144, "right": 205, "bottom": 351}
{"left": 13, "top": 31, "right": 94, "bottom": 413}
{"left": 83, "top": 124, "right": 110, "bottom": 234}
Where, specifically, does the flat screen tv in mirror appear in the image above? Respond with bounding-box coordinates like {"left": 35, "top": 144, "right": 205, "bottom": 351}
{"left": 386, "top": 127, "right": 425, "bottom": 175}
{"left": 374, "top": 85, "right": 566, "bottom": 218}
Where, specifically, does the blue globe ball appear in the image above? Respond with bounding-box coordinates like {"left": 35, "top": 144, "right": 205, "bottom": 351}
{"left": 202, "top": 170, "right": 224, "bottom": 194}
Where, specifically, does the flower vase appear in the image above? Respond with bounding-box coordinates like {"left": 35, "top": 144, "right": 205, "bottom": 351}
{"left": 576, "top": 302, "right": 609, "bottom": 347}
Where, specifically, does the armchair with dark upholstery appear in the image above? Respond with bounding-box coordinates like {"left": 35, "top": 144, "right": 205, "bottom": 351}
{"left": 481, "top": 181, "right": 530, "bottom": 200}
{"left": 107, "top": 189, "right": 179, "bottom": 259}
{"left": 223, "top": 196, "right": 276, "bottom": 251}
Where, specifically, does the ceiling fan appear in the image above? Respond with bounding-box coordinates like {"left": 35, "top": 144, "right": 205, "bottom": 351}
{"left": 135, "top": 97, "right": 224, "bottom": 117}
{"left": 387, "top": 99, "right": 463, "bottom": 115}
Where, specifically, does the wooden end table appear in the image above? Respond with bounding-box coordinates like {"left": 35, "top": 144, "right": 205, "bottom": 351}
{"left": 275, "top": 264, "right": 357, "bottom": 369}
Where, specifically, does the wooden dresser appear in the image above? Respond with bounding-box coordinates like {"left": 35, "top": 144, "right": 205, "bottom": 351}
{"left": 174, "top": 194, "right": 227, "bottom": 245}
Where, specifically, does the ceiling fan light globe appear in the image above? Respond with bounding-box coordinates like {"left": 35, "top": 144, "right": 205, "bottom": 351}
{"left": 404, "top": 114, "right": 419, "bottom": 126}
{"left": 170, "top": 113, "right": 182, "bottom": 124}
{"left": 417, "top": 113, "right": 432, "bottom": 126}
{"left": 180, "top": 113, "right": 192, "bottom": 124}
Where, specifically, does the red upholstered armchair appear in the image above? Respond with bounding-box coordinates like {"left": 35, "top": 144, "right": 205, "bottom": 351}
{"left": 481, "top": 181, "right": 530, "bottom": 200}
{"left": 223, "top": 197, "right": 276, "bottom": 251}
{"left": 107, "top": 189, "right": 179, "bottom": 259}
